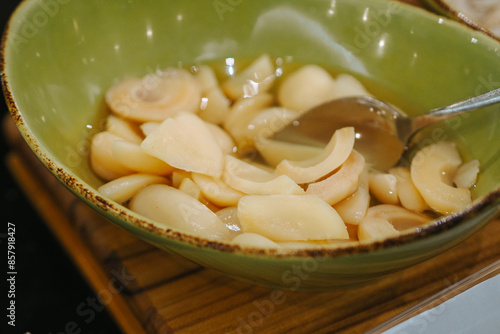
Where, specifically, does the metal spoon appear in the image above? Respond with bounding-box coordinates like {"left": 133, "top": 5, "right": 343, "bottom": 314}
{"left": 272, "top": 87, "right": 500, "bottom": 171}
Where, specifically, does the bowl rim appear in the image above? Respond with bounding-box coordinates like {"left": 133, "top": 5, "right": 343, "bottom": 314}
{"left": 424, "top": 0, "right": 500, "bottom": 41}
{"left": 2, "top": 0, "right": 500, "bottom": 259}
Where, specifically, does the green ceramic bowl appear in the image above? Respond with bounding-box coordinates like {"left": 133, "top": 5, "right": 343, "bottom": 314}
{"left": 3, "top": 0, "right": 500, "bottom": 290}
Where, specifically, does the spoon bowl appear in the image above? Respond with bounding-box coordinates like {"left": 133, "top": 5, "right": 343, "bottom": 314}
{"left": 273, "top": 88, "right": 500, "bottom": 171}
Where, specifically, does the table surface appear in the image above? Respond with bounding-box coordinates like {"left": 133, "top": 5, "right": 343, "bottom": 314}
{"left": 3, "top": 0, "right": 500, "bottom": 333}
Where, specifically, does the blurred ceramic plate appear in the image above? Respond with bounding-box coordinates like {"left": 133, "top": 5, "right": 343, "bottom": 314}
{"left": 424, "top": 0, "right": 500, "bottom": 40}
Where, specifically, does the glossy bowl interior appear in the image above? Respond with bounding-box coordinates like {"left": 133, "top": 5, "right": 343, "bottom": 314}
{"left": 3, "top": 0, "right": 500, "bottom": 290}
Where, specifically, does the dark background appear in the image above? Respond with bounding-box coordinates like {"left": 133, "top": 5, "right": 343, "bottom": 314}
{"left": 1, "top": 1, "right": 122, "bottom": 333}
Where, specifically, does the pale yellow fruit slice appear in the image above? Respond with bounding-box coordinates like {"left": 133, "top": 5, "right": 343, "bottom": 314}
{"left": 191, "top": 173, "right": 245, "bottom": 207}
{"left": 223, "top": 93, "right": 274, "bottom": 130}
{"left": 222, "top": 54, "right": 276, "bottom": 100}
{"left": 178, "top": 177, "right": 203, "bottom": 200}
{"left": 90, "top": 131, "right": 134, "bottom": 181}
{"left": 358, "top": 217, "right": 400, "bottom": 242}
{"left": 358, "top": 164, "right": 370, "bottom": 190}
{"left": 306, "top": 150, "right": 365, "bottom": 205}
{"left": 105, "top": 114, "right": 143, "bottom": 144}
{"left": 215, "top": 206, "right": 242, "bottom": 240}
{"left": 453, "top": 159, "right": 480, "bottom": 189}
{"left": 98, "top": 173, "right": 169, "bottom": 204}
{"left": 223, "top": 155, "right": 304, "bottom": 195}
{"left": 205, "top": 123, "right": 236, "bottom": 154}
{"left": 105, "top": 68, "right": 201, "bottom": 122}
{"left": 241, "top": 107, "right": 299, "bottom": 146}
{"left": 171, "top": 170, "right": 191, "bottom": 189}
{"left": 278, "top": 239, "right": 359, "bottom": 248}
{"left": 237, "top": 195, "right": 348, "bottom": 241}
{"left": 232, "top": 233, "right": 281, "bottom": 248}
{"left": 333, "top": 187, "right": 370, "bottom": 225}
{"left": 141, "top": 112, "right": 224, "bottom": 177}
{"left": 277, "top": 64, "right": 336, "bottom": 111}
{"left": 330, "top": 74, "right": 371, "bottom": 100}
{"left": 198, "top": 86, "right": 231, "bottom": 125}
{"left": 411, "top": 142, "right": 471, "bottom": 215}
{"left": 357, "top": 204, "right": 428, "bottom": 242}
{"left": 196, "top": 65, "right": 231, "bottom": 124}
{"left": 194, "top": 65, "right": 219, "bottom": 91}
{"left": 129, "top": 184, "right": 231, "bottom": 240}
{"left": 140, "top": 122, "right": 160, "bottom": 137}
{"left": 275, "top": 127, "right": 355, "bottom": 184}
{"left": 389, "top": 167, "right": 429, "bottom": 212}
{"left": 112, "top": 139, "right": 174, "bottom": 175}
{"left": 223, "top": 93, "right": 274, "bottom": 147}
{"left": 363, "top": 204, "right": 429, "bottom": 231}
{"left": 368, "top": 172, "right": 399, "bottom": 205}
{"left": 255, "top": 139, "right": 323, "bottom": 168}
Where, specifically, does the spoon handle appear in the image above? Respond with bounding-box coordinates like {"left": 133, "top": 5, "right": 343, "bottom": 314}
{"left": 428, "top": 87, "right": 500, "bottom": 117}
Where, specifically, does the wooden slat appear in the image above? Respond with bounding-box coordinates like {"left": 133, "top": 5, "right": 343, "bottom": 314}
{"left": 6, "top": 152, "right": 148, "bottom": 334}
